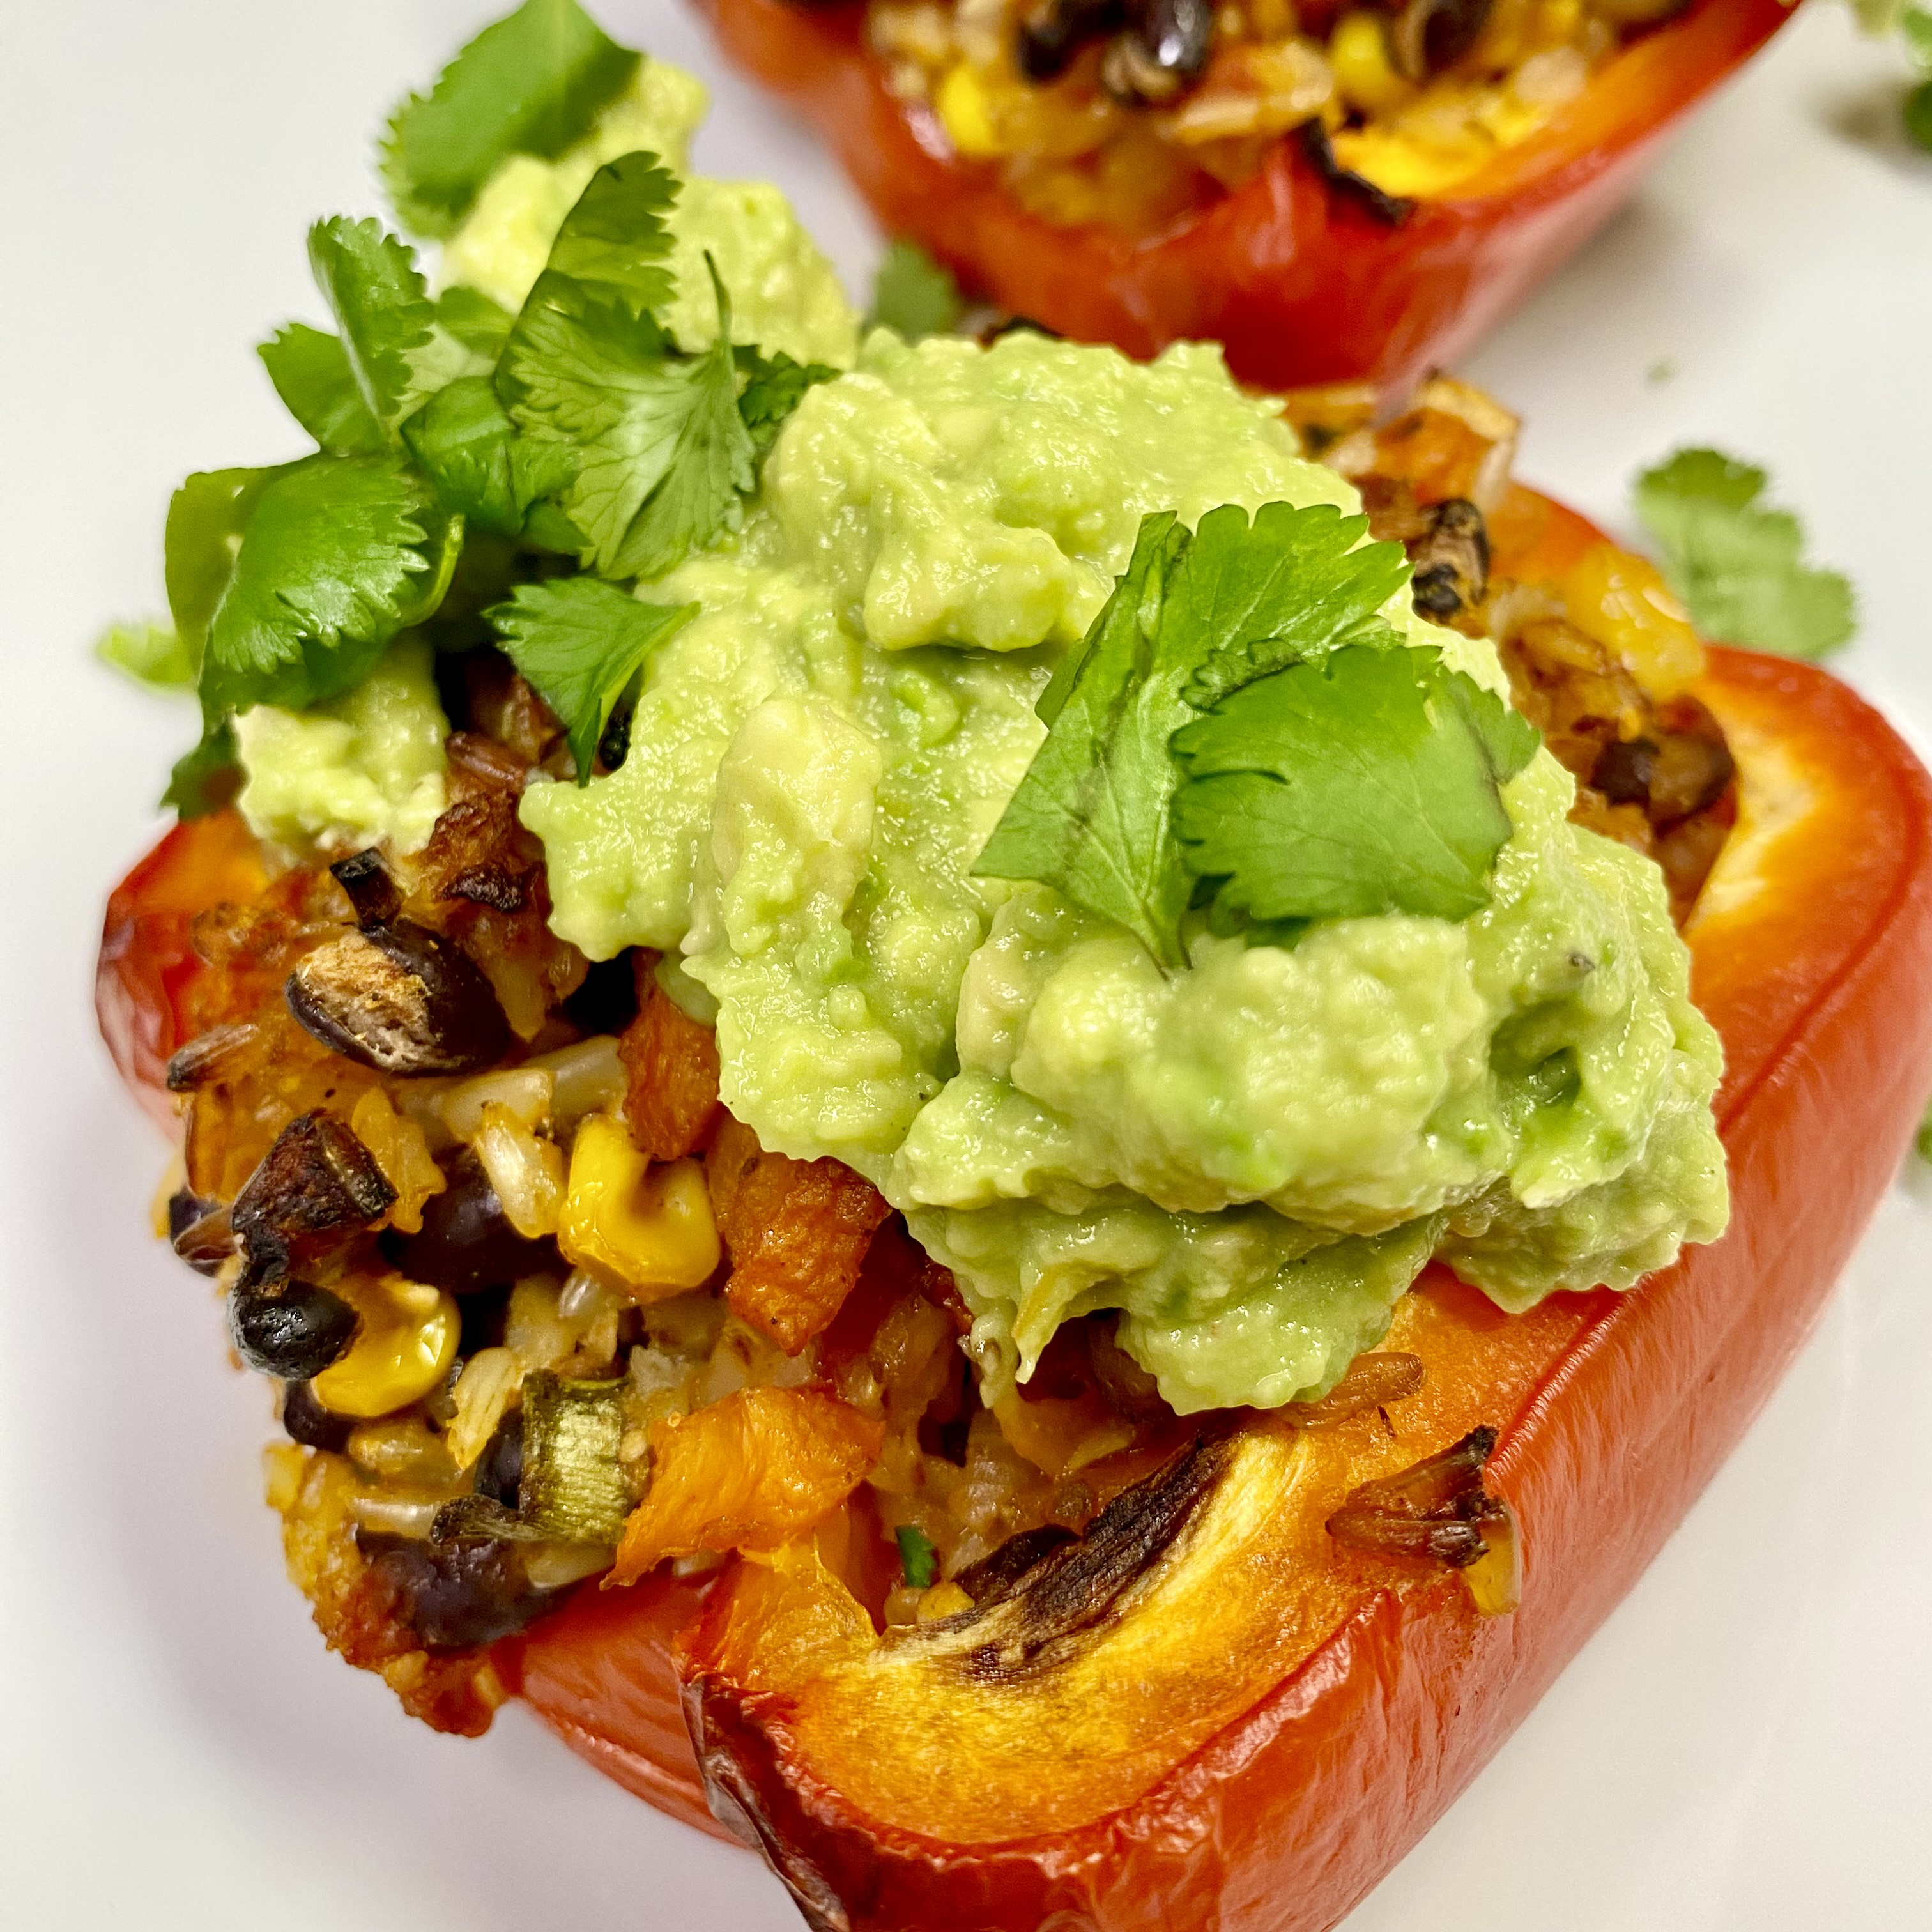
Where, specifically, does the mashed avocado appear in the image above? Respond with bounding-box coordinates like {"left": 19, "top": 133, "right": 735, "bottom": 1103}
{"left": 440, "top": 61, "right": 859, "bottom": 372}
{"left": 521, "top": 320, "right": 1729, "bottom": 1413}
{"left": 235, "top": 634, "right": 448, "bottom": 857}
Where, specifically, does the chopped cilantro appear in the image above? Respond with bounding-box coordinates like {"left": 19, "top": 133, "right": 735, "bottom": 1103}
{"left": 870, "top": 240, "right": 965, "bottom": 341}
{"left": 97, "top": 619, "right": 195, "bottom": 691}
{"left": 1919, "top": 1097, "right": 1932, "bottom": 1164}
{"left": 162, "top": 721, "right": 241, "bottom": 819}
{"left": 895, "top": 1524, "right": 939, "bottom": 1590}
{"left": 381, "top": 0, "right": 640, "bottom": 240}
{"left": 1634, "top": 448, "right": 1855, "bottom": 661}
{"left": 976, "top": 503, "right": 1414, "bottom": 967}
{"left": 488, "top": 576, "right": 696, "bottom": 780}
{"left": 1172, "top": 645, "right": 1539, "bottom": 928}
{"left": 1908, "top": 4, "right": 1932, "bottom": 60}
{"left": 257, "top": 323, "right": 387, "bottom": 455}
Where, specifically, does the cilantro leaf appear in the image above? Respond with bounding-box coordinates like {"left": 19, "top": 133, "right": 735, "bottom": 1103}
{"left": 97, "top": 618, "right": 195, "bottom": 691}
{"left": 258, "top": 323, "right": 388, "bottom": 455}
{"left": 540, "top": 148, "right": 678, "bottom": 313}
{"left": 489, "top": 576, "right": 696, "bottom": 780}
{"left": 436, "top": 284, "right": 517, "bottom": 358}
{"left": 1634, "top": 448, "right": 1855, "bottom": 660}
{"left": 307, "top": 217, "right": 438, "bottom": 431}
{"left": 1907, "top": 5, "right": 1932, "bottom": 61}
{"left": 976, "top": 501, "right": 1417, "bottom": 965}
{"left": 736, "top": 347, "right": 839, "bottom": 456}
{"left": 504, "top": 258, "right": 753, "bottom": 581}
{"left": 1176, "top": 501, "right": 1409, "bottom": 708}
{"left": 381, "top": 0, "right": 641, "bottom": 240}
{"left": 974, "top": 512, "right": 1195, "bottom": 967}
{"left": 1907, "top": 78, "right": 1932, "bottom": 151}
{"left": 1918, "top": 1095, "right": 1932, "bottom": 1165}
{"left": 404, "top": 374, "right": 578, "bottom": 536}
{"left": 165, "top": 466, "right": 278, "bottom": 673}
{"left": 307, "top": 217, "right": 484, "bottom": 434}
{"left": 1171, "top": 645, "right": 1540, "bottom": 928}
{"left": 895, "top": 1524, "right": 939, "bottom": 1590}
{"left": 171, "top": 456, "right": 450, "bottom": 726}
{"left": 163, "top": 721, "right": 241, "bottom": 819}
{"left": 870, "top": 239, "right": 965, "bottom": 341}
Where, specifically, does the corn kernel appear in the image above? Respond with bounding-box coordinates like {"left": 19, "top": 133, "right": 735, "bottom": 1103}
{"left": 473, "top": 1101, "right": 565, "bottom": 1238}
{"left": 312, "top": 1273, "right": 461, "bottom": 1419}
{"left": 936, "top": 61, "right": 1005, "bottom": 160}
{"left": 916, "top": 1581, "right": 976, "bottom": 1621}
{"left": 349, "top": 1087, "right": 445, "bottom": 1234}
{"left": 559, "top": 1119, "right": 721, "bottom": 1301}
{"left": 1330, "top": 15, "right": 1414, "bottom": 118}
{"left": 1562, "top": 544, "right": 1705, "bottom": 700}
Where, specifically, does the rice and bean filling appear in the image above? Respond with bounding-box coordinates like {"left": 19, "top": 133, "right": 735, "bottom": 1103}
{"left": 868, "top": 0, "right": 1690, "bottom": 224}
{"left": 157, "top": 379, "right": 1734, "bottom": 1734}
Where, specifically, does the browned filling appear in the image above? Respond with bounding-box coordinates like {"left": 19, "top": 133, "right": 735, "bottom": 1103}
{"left": 154, "top": 376, "right": 1732, "bottom": 1733}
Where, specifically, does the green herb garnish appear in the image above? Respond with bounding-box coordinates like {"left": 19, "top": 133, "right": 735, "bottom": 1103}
{"left": 1174, "top": 645, "right": 1539, "bottom": 933}
{"left": 119, "top": 4, "right": 837, "bottom": 814}
{"left": 975, "top": 502, "right": 1458, "bottom": 967}
{"left": 96, "top": 620, "right": 194, "bottom": 691}
{"left": 489, "top": 576, "right": 697, "bottom": 780}
{"left": 870, "top": 240, "right": 965, "bottom": 341}
{"left": 1634, "top": 448, "right": 1855, "bottom": 661}
{"left": 381, "top": 0, "right": 641, "bottom": 240}
{"left": 896, "top": 1524, "right": 939, "bottom": 1590}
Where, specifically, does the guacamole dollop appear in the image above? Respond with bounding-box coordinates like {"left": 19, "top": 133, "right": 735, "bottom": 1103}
{"left": 520, "top": 321, "right": 1729, "bottom": 1413}
{"left": 234, "top": 634, "right": 448, "bottom": 857}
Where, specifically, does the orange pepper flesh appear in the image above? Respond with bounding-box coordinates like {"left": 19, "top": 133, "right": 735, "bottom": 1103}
{"left": 98, "top": 496, "right": 1932, "bottom": 1924}
{"left": 696, "top": 0, "right": 1796, "bottom": 390}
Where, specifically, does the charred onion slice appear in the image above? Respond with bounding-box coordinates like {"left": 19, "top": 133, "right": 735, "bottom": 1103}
{"left": 1326, "top": 1424, "right": 1520, "bottom": 1614}
{"left": 231, "top": 1109, "right": 397, "bottom": 1285}
{"left": 285, "top": 849, "right": 510, "bottom": 1077}
{"left": 1290, "top": 1351, "right": 1426, "bottom": 1428}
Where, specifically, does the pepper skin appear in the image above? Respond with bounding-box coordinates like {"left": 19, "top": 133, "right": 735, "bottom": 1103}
{"left": 696, "top": 0, "right": 1795, "bottom": 390}
{"left": 100, "top": 505, "right": 1932, "bottom": 1931}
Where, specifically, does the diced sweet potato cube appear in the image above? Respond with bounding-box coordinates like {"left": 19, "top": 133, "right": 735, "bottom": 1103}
{"left": 620, "top": 980, "right": 723, "bottom": 1162}
{"left": 707, "top": 1117, "right": 893, "bottom": 1354}
{"left": 608, "top": 1388, "right": 885, "bottom": 1584}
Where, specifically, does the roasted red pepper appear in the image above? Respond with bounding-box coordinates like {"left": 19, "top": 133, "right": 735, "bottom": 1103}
{"left": 697, "top": 0, "right": 1795, "bottom": 390}
{"left": 100, "top": 498, "right": 1932, "bottom": 1929}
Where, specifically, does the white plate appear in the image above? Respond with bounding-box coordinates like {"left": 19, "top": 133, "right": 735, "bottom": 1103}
{"left": 1, "top": 3, "right": 1927, "bottom": 1926}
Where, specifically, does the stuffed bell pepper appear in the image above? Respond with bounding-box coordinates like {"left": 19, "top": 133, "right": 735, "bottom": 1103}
{"left": 698, "top": 0, "right": 1796, "bottom": 388}
{"left": 96, "top": 7, "right": 1932, "bottom": 1928}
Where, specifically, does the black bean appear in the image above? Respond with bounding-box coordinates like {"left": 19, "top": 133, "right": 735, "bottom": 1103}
{"left": 1593, "top": 737, "right": 1659, "bottom": 808}
{"left": 473, "top": 1409, "right": 525, "bottom": 1509}
{"left": 281, "top": 1379, "right": 354, "bottom": 1452}
{"left": 385, "top": 1147, "right": 562, "bottom": 1298}
{"left": 230, "top": 1280, "right": 360, "bottom": 1380}
{"left": 561, "top": 953, "right": 640, "bottom": 1036}
{"left": 1016, "top": 0, "right": 1125, "bottom": 82}
{"left": 356, "top": 1534, "right": 563, "bottom": 1650}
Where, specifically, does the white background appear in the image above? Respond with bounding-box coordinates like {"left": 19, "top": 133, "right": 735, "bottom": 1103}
{"left": 1, "top": 3, "right": 1928, "bottom": 1926}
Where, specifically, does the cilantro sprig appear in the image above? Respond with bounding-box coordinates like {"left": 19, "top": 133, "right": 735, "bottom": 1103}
{"left": 382, "top": 0, "right": 641, "bottom": 240}
{"left": 1634, "top": 448, "right": 1855, "bottom": 661}
{"left": 976, "top": 503, "right": 1540, "bottom": 964}
{"left": 489, "top": 577, "right": 696, "bottom": 781}
{"left": 126, "top": 3, "right": 838, "bottom": 818}
{"left": 500, "top": 160, "right": 836, "bottom": 581}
